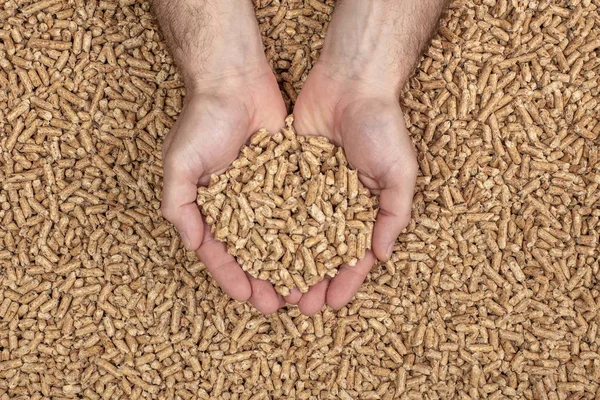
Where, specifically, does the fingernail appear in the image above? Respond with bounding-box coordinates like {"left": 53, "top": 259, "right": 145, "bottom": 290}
{"left": 386, "top": 243, "right": 394, "bottom": 260}
{"left": 180, "top": 231, "right": 191, "bottom": 250}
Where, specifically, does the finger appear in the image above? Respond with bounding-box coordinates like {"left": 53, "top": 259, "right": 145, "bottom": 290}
{"left": 298, "top": 278, "right": 330, "bottom": 316}
{"left": 371, "top": 166, "right": 416, "bottom": 262}
{"left": 161, "top": 161, "right": 204, "bottom": 251}
{"left": 248, "top": 274, "right": 285, "bottom": 314}
{"left": 326, "top": 250, "right": 376, "bottom": 310}
{"left": 196, "top": 228, "right": 251, "bottom": 302}
{"left": 284, "top": 288, "right": 302, "bottom": 305}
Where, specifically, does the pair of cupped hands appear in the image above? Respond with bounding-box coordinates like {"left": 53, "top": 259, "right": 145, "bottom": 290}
{"left": 161, "top": 60, "right": 418, "bottom": 316}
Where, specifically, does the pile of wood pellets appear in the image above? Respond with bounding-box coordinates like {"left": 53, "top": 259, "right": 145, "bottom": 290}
{"left": 0, "top": 0, "right": 599, "bottom": 398}
{"left": 198, "top": 115, "right": 377, "bottom": 296}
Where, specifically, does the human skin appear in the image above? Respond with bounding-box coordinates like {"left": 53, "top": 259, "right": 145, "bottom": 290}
{"left": 154, "top": 0, "right": 287, "bottom": 314}
{"left": 155, "top": 0, "right": 447, "bottom": 315}
{"left": 287, "top": 0, "right": 448, "bottom": 315}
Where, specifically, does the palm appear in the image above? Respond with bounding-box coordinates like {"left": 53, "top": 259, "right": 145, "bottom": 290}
{"left": 161, "top": 72, "right": 287, "bottom": 314}
{"left": 291, "top": 65, "right": 418, "bottom": 314}
{"left": 163, "top": 96, "right": 251, "bottom": 186}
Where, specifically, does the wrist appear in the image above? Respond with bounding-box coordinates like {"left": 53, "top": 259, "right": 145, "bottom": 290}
{"left": 182, "top": 62, "right": 285, "bottom": 136}
{"left": 156, "top": 0, "right": 270, "bottom": 95}
{"left": 318, "top": 0, "right": 421, "bottom": 96}
{"left": 315, "top": 56, "right": 405, "bottom": 98}
{"left": 309, "top": 59, "right": 402, "bottom": 102}
{"left": 178, "top": 21, "right": 270, "bottom": 95}
{"left": 184, "top": 58, "right": 273, "bottom": 96}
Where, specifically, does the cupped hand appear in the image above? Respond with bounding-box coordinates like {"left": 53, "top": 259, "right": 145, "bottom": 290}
{"left": 289, "top": 63, "right": 418, "bottom": 315}
{"left": 161, "top": 70, "right": 287, "bottom": 314}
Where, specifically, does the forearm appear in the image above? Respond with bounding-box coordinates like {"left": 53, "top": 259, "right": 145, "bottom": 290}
{"left": 154, "top": 0, "right": 267, "bottom": 92}
{"left": 320, "top": 0, "right": 447, "bottom": 95}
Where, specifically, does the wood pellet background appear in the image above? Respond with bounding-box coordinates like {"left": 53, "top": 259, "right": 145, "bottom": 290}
{"left": 0, "top": 0, "right": 599, "bottom": 398}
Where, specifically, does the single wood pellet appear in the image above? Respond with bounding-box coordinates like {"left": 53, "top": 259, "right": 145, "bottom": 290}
{"left": 197, "top": 116, "right": 377, "bottom": 296}
{"left": 0, "top": 0, "right": 599, "bottom": 399}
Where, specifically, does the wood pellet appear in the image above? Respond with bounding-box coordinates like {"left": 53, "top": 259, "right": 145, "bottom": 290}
{"left": 0, "top": 0, "right": 599, "bottom": 399}
{"left": 197, "top": 116, "right": 377, "bottom": 295}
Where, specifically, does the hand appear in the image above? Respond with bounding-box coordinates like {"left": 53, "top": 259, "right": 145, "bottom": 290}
{"left": 285, "top": 0, "right": 444, "bottom": 315}
{"left": 155, "top": 0, "right": 292, "bottom": 314}
{"left": 161, "top": 69, "right": 288, "bottom": 314}
{"left": 289, "top": 63, "right": 418, "bottom": 315}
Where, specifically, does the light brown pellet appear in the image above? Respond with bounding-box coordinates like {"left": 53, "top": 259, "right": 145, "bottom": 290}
{"left": 197, "top": 116, "right": 377, "bottom": 294}
{"left": 0, "top": 1, "right": 598, "bottom": 399}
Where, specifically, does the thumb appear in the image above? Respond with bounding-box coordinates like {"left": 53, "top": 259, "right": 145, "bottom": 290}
{"left": 161, "top": 160, "right": 204, "bottom": 251}
{"left": 371, "top": 164, "right": 416, "bottom": 261}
